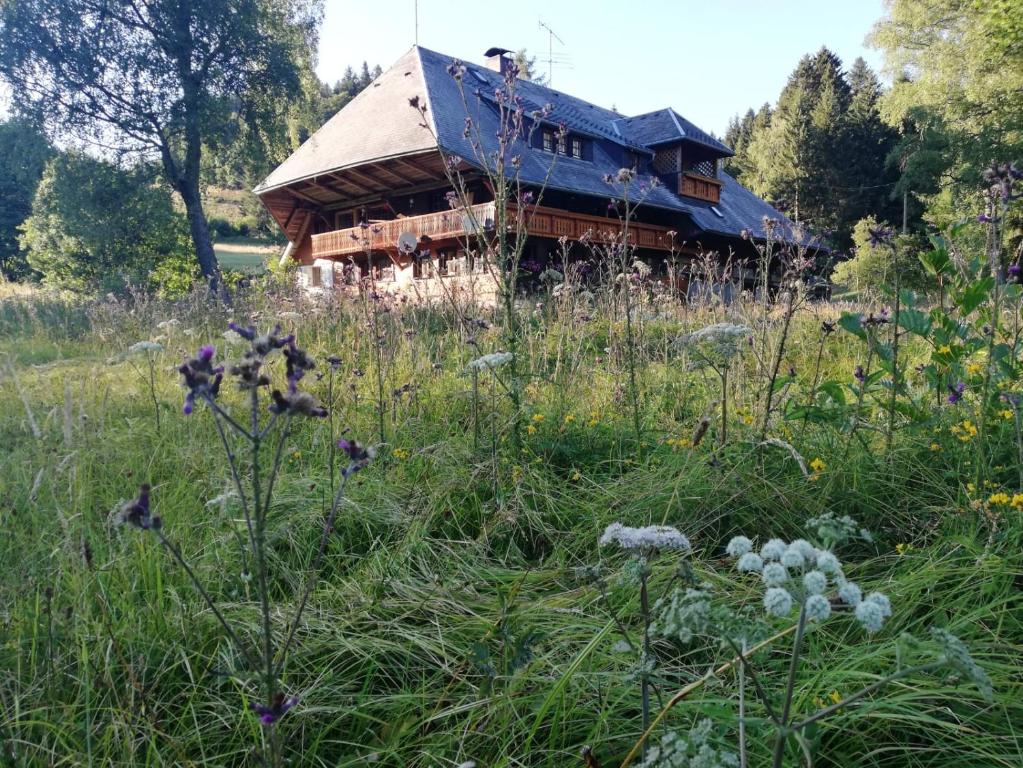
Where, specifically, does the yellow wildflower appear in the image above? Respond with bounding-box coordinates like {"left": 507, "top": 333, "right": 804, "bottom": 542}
{"left": 988, "top": 492, "right": 1011, "bottom": 505}
{"left": 810, "top": 458, "right": 826, "bottom": 473}
{"left": 392, "top": 448, "right": 410, "bottom": 461}
{"left": 527, "top": 424, "right": 537, "bottom": 435}
{"left": 1010, "top": 493, "right": 1023, "bottom": 509}
{"left": 895, "top": 543, "right": 912, "bottom": 555}
{"left": 930, "top": 442, "right": 941, "bottom": 452}
{"left": 571, "top": 471, "right": 581, "bottom": 481}
{"left": 531, "top": 413, "right": 545, "bottom": 423}
{"left": 828, "top": 690, "right": 842, "bottom": 705}
{"left": 937, "top": 344, "right": 951, "bottom": 355}
{"left": 1001, "top": 409, "right": 1014, "bottom": 421}
{"left": 966, "top": 362, "right": 983, "bottom": 376}
{"left": 564, "top": 414, "right": 576, "bottom": 425}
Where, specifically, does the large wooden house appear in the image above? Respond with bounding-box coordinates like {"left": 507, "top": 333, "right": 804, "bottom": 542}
{"left": 255, "top": 46, "right": 808, "bottom": 296}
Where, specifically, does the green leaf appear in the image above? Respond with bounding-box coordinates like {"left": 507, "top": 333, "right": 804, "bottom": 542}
{"left": 954, "top": 277, "right": 995, "bottom": 316}
{"left": 898, "top": 308, "right": 931, "bottom": 337}
{"left": 839, "top": 312, "right": 866, "bottom": 340}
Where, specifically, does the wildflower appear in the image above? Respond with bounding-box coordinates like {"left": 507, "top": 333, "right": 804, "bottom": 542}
{"left": 526, "top": 424, "right": 537, "bottom": 435}
{"left": 615, "top": 167, "right": 636, "bottom": 184}
{"left": 930, "top": 628, "right": 993, "bottom": 701}
{"left": 988, "top": 492, "right": 1010, "bottom": 505}
{"left": 803, "top": 570, "right": 828, "bottom": 595}
{"left": 805, "top": 594, "right": 832, "bottom": 622}
{"left": 651, "top": 587, "right": 717, "bottom": 644}
{"left": 948, "top": 381, "right": 966, "bottom": 404}
{"left": 761, "top": 538, "right": 787, "bottom": 561}
{"left": 179, "top": 345, "right": 223, "bottom": 415}
{"left": 937, "top": 344, "right": 952, "bottom": 355}
{"left": 128, "top": 340, "right": 163, "bottom": 354}
{"left": 117, "top": 484, "right": 161, "bottom": 530}
{"left": 867, "top": 224, "right": 895, "bottom": 247}
{"left": 815, "top": 550, "right": 842, "bottom": 575}
{"left": 1011, "top": 493, "right": 1023, "bottom": 509}
{"left": 781, "top": 546, "right": 806, "bottom": 570}
{"left": 737, "top": 552, "right": 764, "bottom": 573}
{"left": 599, "top": 523, "right": 691, "bottom": 553}
{"left": 966, "top": 362, "right": 983, "bottom": 377}
{"left": 531, "top": 413, "right": 545, "bottom": 423}
{"left": 1001, "top": 409, "right": 1014, "bottom": 420}
{"left": 930, "top": 442, "right": 942, "bottom": 451}
{"left": 466, "top": 352, "right": 513, "bottom": 371}
{"left": 809, "top": 457, "right": 826, "bottom": 473}
{"left": 853, "top": 365, "right": 865, "bottom": 384}
{"left": 250, "top": 693, "right": 299, "bottom": 726}
{"left": 895, "top": 542, "right": 913, "bottom": 555}
{"left": 571, "top": 470, "right": 581, "bottom": 481}
{"left": 789, "top": 539, "right": 816, "bottom": 559}
{"left": 854, "top": 592, "right": 892, "bottom": 634}
{"left": 761, "top": 562, "right": 789, "bottom": 587}
{"left": 392, "top": 448, "right": 410, "bottom": 461}
{"left": 837, "top": 580, "right": 862, "bottom": 606}
{"left": 563, "top": 414, "right": 575, "bottom": 425}
{"left": 725, "top": 535, "right": 753, "bottom": 558}
{"left": 764, "top": 587, "right": 794, "bottom": 617}
{"left": 338, "top": 438, "right": 376, "bottom": 475}
{"left": 638, "top": 719, "right": 737, "bottom": 768}
{"left": 269, "top": 389, "right": 327, "bottom": 418}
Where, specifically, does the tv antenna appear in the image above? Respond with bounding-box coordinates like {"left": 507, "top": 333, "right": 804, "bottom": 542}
{"left": 537, "top": 19, "right": 565, "bottom": 86}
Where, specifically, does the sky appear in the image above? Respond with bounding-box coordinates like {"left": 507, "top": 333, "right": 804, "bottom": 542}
{"left": 316, "top": 0, "right": 889, "bottom": 137}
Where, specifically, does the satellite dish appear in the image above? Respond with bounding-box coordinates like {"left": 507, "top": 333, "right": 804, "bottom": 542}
{"left": 396, "top": 231, "right": 419, "bottom": 254}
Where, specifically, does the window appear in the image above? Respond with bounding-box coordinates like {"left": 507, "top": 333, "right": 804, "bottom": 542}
{"left": 543, "top": 130, "right": 554, "bottom": 152}
{"left": 571, "top": 137, "right": 583, "bottom": 159}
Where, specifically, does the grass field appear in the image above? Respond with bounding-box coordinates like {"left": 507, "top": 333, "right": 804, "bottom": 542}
{"left": 213, "top": 237, "right": 277, "bottom": 273}
{"left": 0, "top": 274, "right": 1019, "bottom": 767}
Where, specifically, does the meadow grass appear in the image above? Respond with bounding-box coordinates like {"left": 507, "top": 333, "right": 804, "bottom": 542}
{"left": 0, "top": 282, "right": 1020, "bottom": 767}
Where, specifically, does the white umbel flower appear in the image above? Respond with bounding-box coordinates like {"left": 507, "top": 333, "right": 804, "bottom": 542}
{"left": 761, "top": 562, "right": 789, "bottom": 587}
{"left": 128, "top": 340, "right": 164, "bottom": 354}
{"left": 789, "top": 539, "right": 817, "bottom": 560}
{"left": 466, "top": 352, "right": 514, "bottom": 371}
{"left": 761, "top": 538, "right": 787, "bottom": 561}
{"left": 805, "top": 594, "right": 832, "bottom": 622}
{"left": 599, "top": 523, "right": 692, "bottom": 553}
{"left": 737, "top": 552, "right": 764, "bottom": 573}
{"left": 855, "top": 600, "right": 886, "bottom": 633}
{"left": 726, "top": 536, "right": 753, "bottom": 557}
{"left": 837, "top": 580, "right": 862, "bottom": 606}
{"left": 803, "top": 570, "right": 828, "bottom": 595}
{"left": 815, "top": 550, "right": 843, "bottom": 575}
{"left": 764, "top": 587, "right": 794, "bottom": 617}
{"left": 781, "top": 545, "right": 806, "bottom": 570}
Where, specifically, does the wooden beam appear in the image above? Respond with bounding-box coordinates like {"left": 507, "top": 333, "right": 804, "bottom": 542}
{"left": 394, "top": 156, "right": 443, "bottom": 181}
{"left": 370, "top": 163, "right": 419, "bottom": 187}
{"left": 285, "top": 186, "right": 322, "bottom": 205}
{"left": 344, "top": 166, "right": 390, "bottom": 193}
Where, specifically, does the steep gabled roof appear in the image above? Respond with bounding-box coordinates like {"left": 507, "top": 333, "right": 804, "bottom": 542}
{"left": 613, "top": 108, "right": 734, "bottom": 155}
{"left": 254, "top": 48, "right": 437, "bottom": 193}
{"left": 256, "top": 45, "right": 801, "bottom": 246}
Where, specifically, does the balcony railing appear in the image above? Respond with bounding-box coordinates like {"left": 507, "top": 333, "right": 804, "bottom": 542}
{"left": 309, "top": 199, "right": 680, "bottom": 259}
{"left": 310, "top": 202, "right": 497, "bottom": 258}
{"left": 679, "top": 172, "right": 723, "bottom": 204}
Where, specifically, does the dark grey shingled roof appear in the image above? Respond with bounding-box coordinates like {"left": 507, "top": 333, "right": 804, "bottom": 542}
{"left": 416, "top": 46, "right": 793, "bottom": 242}
{"left": 257, "top": 45, "right": 800, "bottom": 244}
{"left": 612, "top": 108, "right": 734, "bottom": 155}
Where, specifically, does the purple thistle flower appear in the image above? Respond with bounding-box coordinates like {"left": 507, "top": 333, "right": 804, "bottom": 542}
{"left": 179, "top": 346, "right": 224, "bottom": 414}
{"left": 338, "top": 437, "right": 376, "bottom": 476}
{"left": 250, "top": 693, "right": 299, "bottom": 726}
{"left": 977, "top": 214, "right": 994, "bottom": 223}
{"left": 948, "top": 381, "right": 966, "bottom": 404}
{"left": 118, "top": 484, "right": 161, "bottom": 530}
{"left": 854, "top": 365, "right": 865, "bottom": 383}
{"left": 227, "top": 322, "right": 256, "bottom": 341}
{"left": 1009, "top": 264, "right": 1021, "bottom": 280}
{"left": 867, "top": 224, "right": 895, "bottom": 248}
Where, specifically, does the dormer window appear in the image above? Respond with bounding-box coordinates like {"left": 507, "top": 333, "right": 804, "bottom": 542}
{"left": 542, "top": 130, "right": 586, "bottom": 159}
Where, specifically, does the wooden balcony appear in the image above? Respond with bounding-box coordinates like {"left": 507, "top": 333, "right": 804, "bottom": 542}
{"left": 309, "top": 200, "right": 680, "bottom": 259}
{"left": 679, "top": 172, "right": 723, "bottom": 204}
{"left": 517, "top": 204, "right": 677, "bottom": 251}
{"left": 310, "top": 202, "right": 497, "bottom": 259}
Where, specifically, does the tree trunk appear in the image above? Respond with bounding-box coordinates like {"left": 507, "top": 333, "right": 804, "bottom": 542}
{"left": 178, "top": 176, "right": 222, "bottom": 294}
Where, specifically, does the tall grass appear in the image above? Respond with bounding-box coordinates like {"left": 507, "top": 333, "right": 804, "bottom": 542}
{"left": 0, "top": 281, "right": 1020, "bottom": 767}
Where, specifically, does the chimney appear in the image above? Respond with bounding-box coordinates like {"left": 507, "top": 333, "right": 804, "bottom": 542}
{"left": 483, "top": 47, "right": 517, "bottom": 78}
